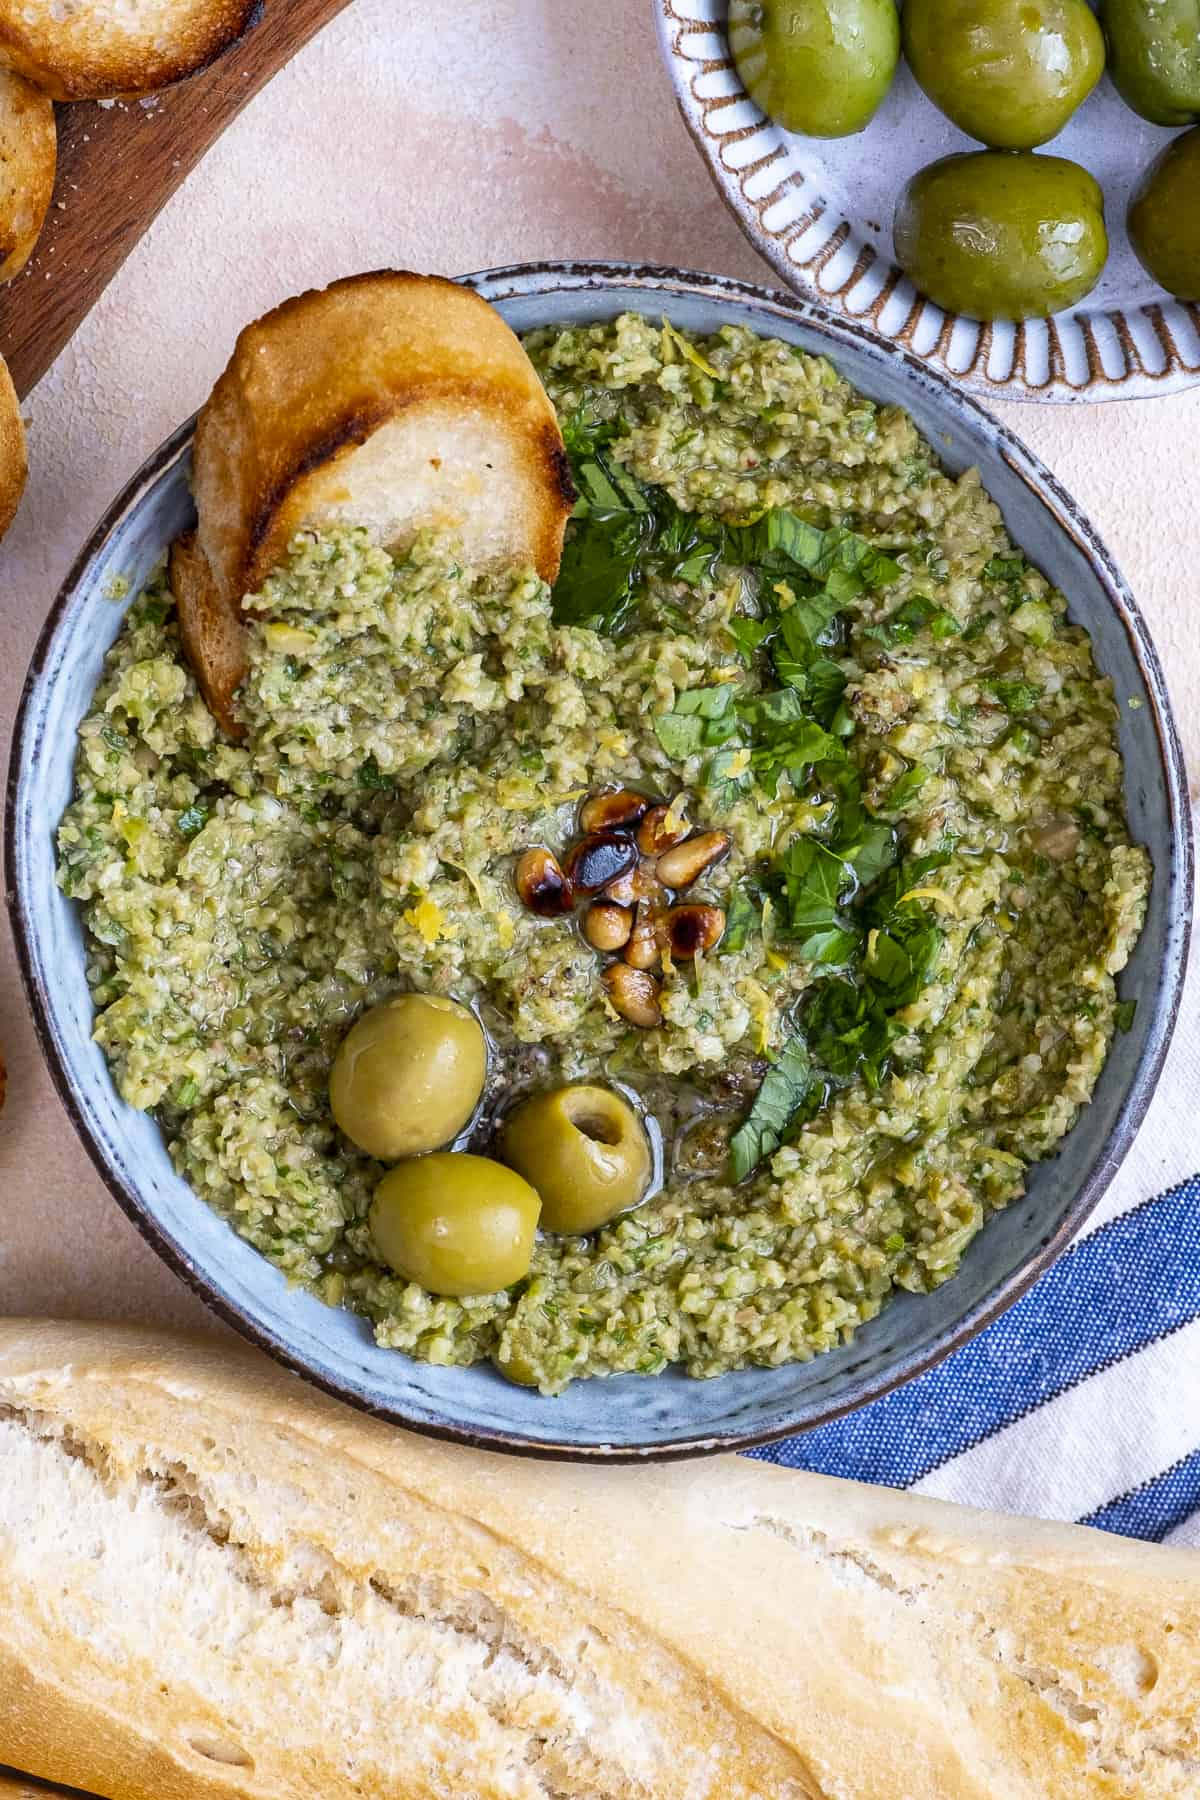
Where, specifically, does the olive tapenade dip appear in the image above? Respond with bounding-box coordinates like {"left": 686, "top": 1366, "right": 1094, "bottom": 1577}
{"left": 58, "top": 314, "right": 1150, "bottom": 1394}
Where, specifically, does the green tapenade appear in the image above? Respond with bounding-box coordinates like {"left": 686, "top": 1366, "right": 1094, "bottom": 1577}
{"left": 58, "top": 315, "right": 1149, "bottom": 1393}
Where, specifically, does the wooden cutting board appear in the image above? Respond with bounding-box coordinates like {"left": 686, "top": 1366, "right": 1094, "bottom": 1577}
{"left": 0, "top": 0, "right": 354, "bottom": 400}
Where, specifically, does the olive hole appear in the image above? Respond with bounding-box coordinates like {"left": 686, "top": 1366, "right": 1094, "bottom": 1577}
{"left": 571, "top": 1110, "right": 622, "bottom": 1146}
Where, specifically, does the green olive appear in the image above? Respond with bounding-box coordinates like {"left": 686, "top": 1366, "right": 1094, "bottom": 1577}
{"left": 1129, "top": 127, "right": 1200, "bottom": 299}
{"left": 894, "top": 151, "right": 1107, "bottom": 321}
{"left": 370, "top": 1154, "right": 540, "bottom": 1297}
{"left": 329, "top": 993, "right": 485, "bottom": 1160}
{"left": 729, "top": 0, "right": 900, "bottom": 138}
{"left": 491, "top": 1335, "right": 545, "bottom": 1389}
{"left": 500, "top": 1084, "right": 652, "bottom": 1235}
{"left": 1103, "top": 0, "right": 1200, "bottom": 125}
{"left": 903, "top": 0, "right": 1104, "bottom": 148}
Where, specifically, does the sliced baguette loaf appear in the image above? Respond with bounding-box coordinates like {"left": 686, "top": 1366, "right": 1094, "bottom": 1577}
{"left": 0, "top": 0, "right": 261, "bottom": 101}
{"left": 177, "top": 270, "right": 573, "bottom": 736}
{"left": 0, "top": 350, "right": 26, "bottom": 541}
{"left": 1, "top": 1322, "right": 1197, "bottom": 1800}
{"left": 0, "top": 68, "right": 54, "bottom": 282}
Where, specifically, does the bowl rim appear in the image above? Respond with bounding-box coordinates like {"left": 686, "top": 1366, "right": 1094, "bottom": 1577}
{"left": 6, "top": 259, "right": 1193, "bottom": 1462}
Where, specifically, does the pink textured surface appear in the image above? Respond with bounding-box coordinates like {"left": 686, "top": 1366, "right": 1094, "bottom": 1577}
{"left": 0, "top": 0, "right": 1196, "bottom": 1330}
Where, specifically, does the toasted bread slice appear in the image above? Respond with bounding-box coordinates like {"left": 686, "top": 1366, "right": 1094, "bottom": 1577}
{"left": 0, "top": 68, "right": 54, "bottom": 281}
{"left": 181, "top": 269, "right": 573, "bottom": 733}
{"left": 0, "top": 0, "right": 261, "bottom": 100}
{"left": 169, "top": 528, "right": 243, "bottom": 738}
{"left": 0, "top": 350, "right": 26, "bottom": 542}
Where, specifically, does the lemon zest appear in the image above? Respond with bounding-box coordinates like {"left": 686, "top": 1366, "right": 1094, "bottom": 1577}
{"left": 900, "top": 885, "right": 958, "bottom": 915}
{"left": 403, "top": 898, "right": 445, "bottom": 946}
{"left": 661, "top": 316, "right": 720, "bottom": 379}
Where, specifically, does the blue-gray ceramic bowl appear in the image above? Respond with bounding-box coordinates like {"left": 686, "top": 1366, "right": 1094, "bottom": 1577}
{"left": 7, "top": 263, "right": 1192, "bottom": 1459}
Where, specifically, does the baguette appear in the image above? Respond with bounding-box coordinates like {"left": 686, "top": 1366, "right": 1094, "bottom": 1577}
{"left": 0, "top": 0, "right": 260, "bottom": 101}
{"left": 1, "top": 1322, "right": 1197, "bottom": 1800}
{"left": 0, "top": 68, "right": 55, "bottom": 282}
{"left": 178, "top": 271, "right": 574, "bottom": 735}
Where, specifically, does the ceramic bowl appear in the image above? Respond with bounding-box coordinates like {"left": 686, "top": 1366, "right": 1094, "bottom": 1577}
{"left": 7, "top": 263, "right": 1191, "bottom": 1458}
{"left": 656, "top": 0, "right": 1200, "bottom": 402}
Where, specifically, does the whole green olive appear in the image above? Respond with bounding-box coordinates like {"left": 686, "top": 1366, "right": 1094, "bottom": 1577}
{"left": 1103, "top": 0, "right": 1200, "bottom": 125}
{"left": 728, "top": 0, "right": 900, "bottom": 138}
{"left": 1129, "top": 127, "right": 1200, "bottom": 299}
{"left": 369, "top": 1154, "right": 540, "bottom": 1297}
{"left": 329, "top": 993, "right": 486, "bottom": 1160}
{"left": 903, "top": 0, "right": 1105, "bottom": 148}
{"left": 894, "top": 152, "right": 1108, "bottom": 320}
{"left": 500, "top": 1084, "right": 652, "bottom": 1235}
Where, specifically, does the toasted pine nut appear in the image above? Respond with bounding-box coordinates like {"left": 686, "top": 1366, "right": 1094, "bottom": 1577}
{"left": 624, "top": 905, "right": 667, "bottom": 971}
{"left": 564, "top": 831, "right": 637, "bottom": 896}
{"left": 655, "top": 830, "right": 732, "bottom": 891}
{"left": 515, "top": 847, "right": 573, "bottom": 917}
{"left": 605, "top": 858, "right": 668, "bottom": 909}
{"left": 602, "top": 962, "right": 662, "bottom": 1028}
{"left": 637, "top": 803, "right": 689, "bottom": 857}
{"left": 584, "top": 900, "right": 633, "bottom": 953}
{"left": 667, "top": 904, "right": 726, "bottom": 959}
{"left": 580, "top": 788, "right": 650, "bottom": 834}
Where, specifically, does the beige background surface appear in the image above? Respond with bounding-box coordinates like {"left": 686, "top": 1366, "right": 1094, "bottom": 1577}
{"left": 0, "top": 0, "right": 1197, "bottom": 1340}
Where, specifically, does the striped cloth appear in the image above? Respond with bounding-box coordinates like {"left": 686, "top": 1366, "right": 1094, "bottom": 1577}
{"left": 752, "top": 918, "right": 1200, "bottom": 1547}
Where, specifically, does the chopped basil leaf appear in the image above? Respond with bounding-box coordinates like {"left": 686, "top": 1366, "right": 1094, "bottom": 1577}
{"left": 1115, "top": 998, "right": 1137, "bottom": 1032}
{"left": 730, "top": 1032, "right": 814, "bottom": 1181}
{"left": 861, "top": 595, "right": 961, "bottom": 647}
{"left": 653, "top": 683, "right": 740, "bottom": 761}
{"left": 884, "top": 763, "right": 930, "bottom": 812}
{"left": 720, "top": 883, "right": 761, "bottom": 954}
{"left": 725, "top": 615, "right": 772, "bottom": 660}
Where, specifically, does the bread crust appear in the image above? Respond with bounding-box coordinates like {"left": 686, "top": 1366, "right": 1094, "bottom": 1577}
{"left": 182, "top": 269, "right": 573, "bottom": 734}
{"left": 1, "top": 1322, "right": 1197, "bottom": 1800}
{"left": 0, "top": 68, "right": 54, "bottom": 282}
{"left": 0, "top": 0, "right": 262, "bottom": 101}
{"left": 168, "top": 529, "right": 243, "bottom": 739}
{"left": 0, "top": 351, "right": 26, "bottom": 543}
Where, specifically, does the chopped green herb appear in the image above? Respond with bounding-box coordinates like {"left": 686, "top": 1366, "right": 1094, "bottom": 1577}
{"left": 1115, "top": 998, "right": 1137, "bottom": 1032}
{"left": 861, "top": 595, "right": 960, "bottom": 647}
{"left": 984, "top": 679, "right": 1042, "bottom": 715}
{"left": 730, "top": 1033, "right": 813, "bottom": 1181}
{"left": 884, "top": 763, "right": 930, "bottom": 812}
{"left": 653, "top": 683, "right": 739, "bottom": 761}
{"left": 356, "top": 754, "right": 394, "bottom": 790}
{"left": 720, "top": 883, "right": 761, "bottom": 954}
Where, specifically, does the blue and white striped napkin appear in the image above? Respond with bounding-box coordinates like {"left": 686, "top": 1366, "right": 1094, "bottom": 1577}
{"left": 753, "top": 917, "right": 1200, "bottom": 1547}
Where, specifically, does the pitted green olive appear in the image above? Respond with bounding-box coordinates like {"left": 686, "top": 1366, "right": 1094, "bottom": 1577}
{"left": 1128, "top": 128, "right": 1200, "bottom": 299}
{"left": 370, "top": 1154, "right": 540, "bottom": 1297}
{"left": 1103, "top": 0, "right": 1200, "bottom": 125}
{"left": 894, "top": 152, "right": 1107, "bottom": 321}
{"left": 500, "top": 1084, "right": 652, "bottom": 1235}
{"left": 728, "top": 0, "right": 900, "bottom": 138}
{"left": 329, "top": 993, "right": 485, "bottom": 1160}
{"left": 903, "top": 0, "right": 1104, "bottom": 148}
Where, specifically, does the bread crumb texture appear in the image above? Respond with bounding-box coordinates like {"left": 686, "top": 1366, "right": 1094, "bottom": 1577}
{"left": 0, "top": 1325, "right": 1197, "bottom": 1800}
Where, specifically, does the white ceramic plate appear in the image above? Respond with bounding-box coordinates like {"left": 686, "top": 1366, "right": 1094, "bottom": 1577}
{"left": 655, "top": 0, "right": 1200, "bottom": 401}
